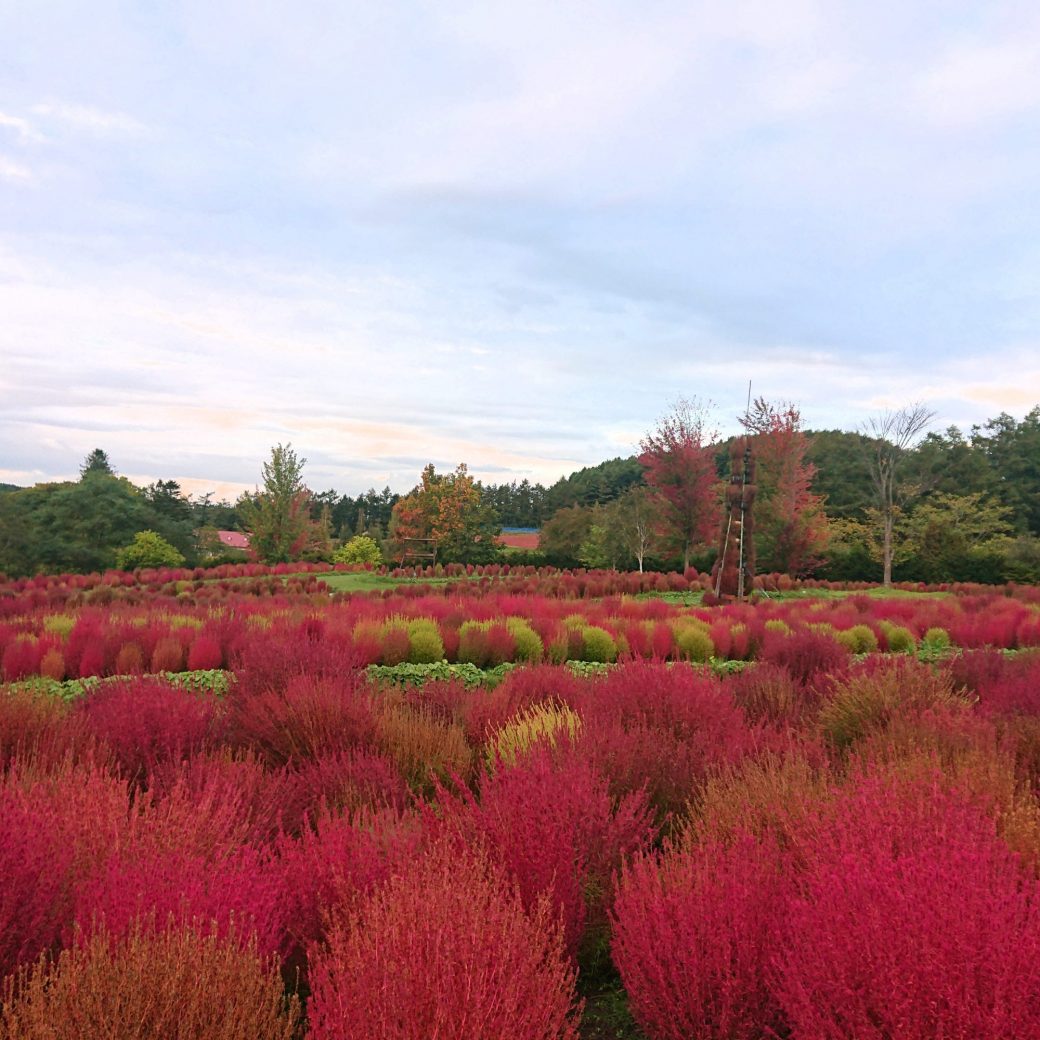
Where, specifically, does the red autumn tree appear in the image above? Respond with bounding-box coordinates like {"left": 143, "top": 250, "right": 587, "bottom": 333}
{"left": 639, "top": 399, "right": 721, "bottom": 572}
{"left": 739, "top": 398, "right": 828, "bottom": 575}
{"left": 389, "top": 463, "right": 499, "bottom": 565}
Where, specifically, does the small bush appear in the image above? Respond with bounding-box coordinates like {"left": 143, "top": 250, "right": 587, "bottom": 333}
{"left": 406, "top": 619, "right": 444, "bottom": 664}
{"left": 922, "top": 626, "right": 952, "bottom": 651}
{"left": 333, "top": 535, "right": 383, "bottom": 566}
{"left": 612, "top": 834, "right": 787, "bottom": 1040}
{"left": 0, "top": 921, "right": 300, "bottom": 1040}
{"left": 508, "top": 619, "right": 544, "bottom": 664}
{"left": 581, "top": 626, "right": 618, "bottom": 664}
{"left": 674, "top": 623, "right": 714, "bottom": 663}
{"left": 836, "top": 623, "right": 879, "bottom": 654}
{"left": 487, "top": 701, "right": 583, "bottom": 769}
{"left": 307, "top": 841, "right": 582, "bottom": 1040}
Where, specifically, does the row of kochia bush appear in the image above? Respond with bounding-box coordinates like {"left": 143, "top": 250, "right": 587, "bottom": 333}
{"left": 5, "top": 645, "right": 1040, "bottom": 1038}
{"left": 7, "top": 558, "right": 1040, "bottom": 616}
{"left": 2, "top": 588, "right": 1040, "bottom": 682}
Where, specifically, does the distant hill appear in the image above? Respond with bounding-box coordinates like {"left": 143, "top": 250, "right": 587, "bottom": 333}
{"left": 0, "top": 483, "right": 22, "bottom": 494}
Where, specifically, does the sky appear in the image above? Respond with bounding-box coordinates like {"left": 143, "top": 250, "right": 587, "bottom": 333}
{"left": 3, "top": 1, "right": 1040, "bottom": 502}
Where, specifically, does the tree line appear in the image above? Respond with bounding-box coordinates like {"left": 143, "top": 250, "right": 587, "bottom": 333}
{"left": 2, "top": 404, "right": 1039, "bottom": 582}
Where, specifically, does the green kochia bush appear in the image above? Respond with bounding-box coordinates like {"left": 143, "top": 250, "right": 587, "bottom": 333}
{"left": 406, "top": 619, "right": 444, "bottom": 664}
{"left": 581, "top": 627, "right": 618, "bottom": 664}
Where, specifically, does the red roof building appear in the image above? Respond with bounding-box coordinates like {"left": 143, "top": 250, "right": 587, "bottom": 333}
{"left": 217, "top": 530, "right": 251, "bottom": 550}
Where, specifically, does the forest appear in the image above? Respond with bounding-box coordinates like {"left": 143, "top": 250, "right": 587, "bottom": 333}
{"left": 1, "top": 405, "right": 1039, "bottom": 585}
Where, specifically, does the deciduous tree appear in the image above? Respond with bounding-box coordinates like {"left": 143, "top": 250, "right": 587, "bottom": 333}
{"left": 639, "top": 399, "right": 720, "bottom": 571}
{"left": 388, "top": 463, "right": 499, "bottom": 564}
{"left": 861, "top": 404, "right": 935, "bottom": 585}
{"left": 238, "top": 444, "right": 327, "bottom": 564}
{"left": 739, "top": 398, "right": 829, "bottom": 576}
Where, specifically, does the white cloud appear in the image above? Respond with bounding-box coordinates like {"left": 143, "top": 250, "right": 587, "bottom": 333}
{"left": 0, "top": 110, "right": 42, "bottom": 143}
{"left": 0, "top": 155, "right": 32, "bottom": 182}
{"left": 30, "top": 102, "right": 146, "bottom": 136}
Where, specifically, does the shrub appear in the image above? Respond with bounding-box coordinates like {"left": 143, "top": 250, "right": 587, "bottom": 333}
{"left": 149, "top": 637, "right": 184, "bottom": 674}
{"left": 114, "top": 642, "right": 146, "bottom": 675}
{"left": 488, "top": 701, "right": 582, "bottom": 769}
{"left": 612, "top": 834, "right": 787, "bottom": 1040}
{"left": 406, "top": 618, "right": 444, "bottom": 664}
{"left": 333, "top": 535, "right": 383, "bottom": 566}
{"left": 76, "top": 679, "right": 222, "bottom": 783}
{"left": 772, "top": 775, "right": 1040, "bottom": 1040}
{"left": 577, "top": 663, "right": 755, "bottom": 823}
{"left": 115, "top": 530, "right": 186, "bottom": 571}
{"left": 819, "top": 658, "right": 964, "bottom": 753}
{"left": 226, "top": 672, "right": 377, "bottom": 767}
{"left": 0, "top": 921, "right": 300, "bottom": 1039}
{"left": 728, "top": 662, "right": 804, "bottom": 725}
{"left": 880, "top": 621, "right": 916, "bottom": 653}
{"left": 507, "top": 618, "right": 544, "bottom": 664}
{"left": 187, "top": 635, "right": 224, "bottom": 671}
{"left": 673, "top": 623, "right": 714, "bottom": 663}
{"left": 0, "top": 761, "right": 129, "bottom": 979}
{"left": 922, "top": 626, "right": 952, "bottom": 651}
{"left": 307, "top": 841, "right": 582, "bottom": 1040}
{"left": 759, "top": 627, "right": 849, "bottom": 687}
{"left": 375, "top": 704, "right": 473, "bottom": 794}
{"left": 435, "top": 748, "right": 655, "bottom": 966}
{"left": 581, "top": 626, "right": 618, "bottom": 663}
{"left": 836, "top": 623, "right": 879, "bottom": 654}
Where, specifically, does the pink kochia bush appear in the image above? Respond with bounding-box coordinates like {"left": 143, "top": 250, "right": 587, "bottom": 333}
{"left": 0, "top": 760, "right": 129, "bottom": 978}
{"left": 307, "top": 839, "right": 582, "bottom": 1040}
{"left": 576, "top": 662, "right": 757, "bottom": 821}
{"left": 773, "top": 775, "right": 1040, "bottom": 1040}
{"left": 75, "top": 678, "right": 223, "bottom": 782}
{"left": 433, "top": 747, "right": 656, "bottom": 961}
{"left": 611, "top": 833, "right": 788, "bottom": 1040}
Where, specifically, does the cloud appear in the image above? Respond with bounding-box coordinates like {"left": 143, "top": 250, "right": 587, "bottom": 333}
{"left": 30, "top": 102, "right": 146, "bottom": 136}
{"left": 0, "top": 155, "right": 32, "bottom": 182}
{"left": 0, "top": 110, "right": 42, "bottom": 143}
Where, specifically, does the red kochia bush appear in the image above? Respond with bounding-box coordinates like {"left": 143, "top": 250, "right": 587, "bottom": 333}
{"left": 576, "top": 662, "right": 756, "bottom": 821}
{"left": 611, "top": 833, "right": 787, "bottom": 1040}
{"left": 0, "top": 761, "right": 129, "bottom": 978}
{"left": 307, "top": 840, "right": 581, "bottom": 1040}
{"left": 75, "top": 679, "right": 222, "bottom": 783}
{"left": 759, "top": 627, "right": 850, "bottom": 688}
{"left": 0, "top": 920, "right": 301, "bottom": 1040}
{"left": 773, "top": 775, "right": 1040, "bottom": 1039}
{"left": 434, "top": 748, "right": 656, "bottom": 960}
{"left": 226, "top": 672, "right": 377, "bottom": 767}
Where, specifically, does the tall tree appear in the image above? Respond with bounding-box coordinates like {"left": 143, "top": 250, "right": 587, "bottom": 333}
{"left": 639, "top": 398, "right": 720, "bottom": 571}
{"left": 80, "top": 449, "right": 115, "bottom": 478}
{"left": 739, "top": 399, "right": 829, "bottom": 575}
{"left": 238, "top": 443, "right": 322, "bottom": 564}
{"left": 861, "top": 403, "right": 935, "bottom": 585}
{"left": 388, "top": 463, "right": 500, "bottom": 564}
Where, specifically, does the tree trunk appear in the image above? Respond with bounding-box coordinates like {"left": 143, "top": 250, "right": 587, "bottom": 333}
{"left": 883, "top": 512, "right": 893, "bottom": 586}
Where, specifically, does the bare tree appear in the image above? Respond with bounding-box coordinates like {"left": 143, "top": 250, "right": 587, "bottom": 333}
{"left": 862, "top": 403, "right": 936, "bottom": 585}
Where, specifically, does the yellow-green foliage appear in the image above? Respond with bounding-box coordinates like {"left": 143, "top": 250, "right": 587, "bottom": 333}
{"left": 506, "top": 618, "right": 543, "bottom": 664}
{"left": 922, "top": 626, "right": 951, "bottom": 650}
{"left": 764, "top": 619, "right": 792, "bottom": 637}
{"left": 879, "top": 621, "right": 916, "bottom": 653}
{"left": 407, "top": 618, "right": 445, "bottom": 664}
{"left": 488, "top": 700, "right": 583, "bottom": 768}
{"left": 246, "top": 615, "right": 273, "bottom": 630}
{"left": 42, "top": 614, "right": 76, "bottom": 639}
{"left": 673, "top": 620, "right": 714, "bottom": 663}
{"left": 581, "top": 626, "right": 618, "bottom": 663}
{"left": 836, "top": 624, "right": 879, "bottom": 654}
